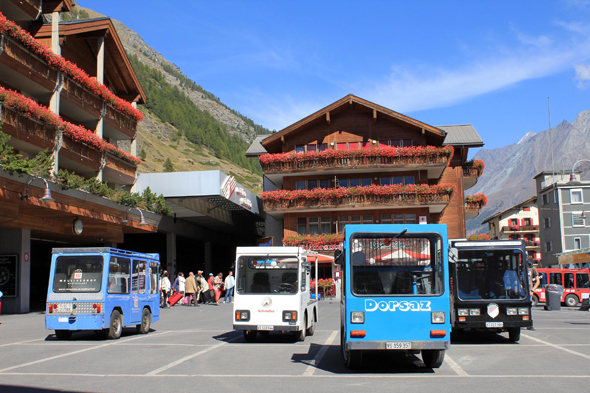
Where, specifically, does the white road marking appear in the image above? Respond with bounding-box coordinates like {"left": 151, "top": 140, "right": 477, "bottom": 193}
{"left": 444, "top": 354, "right": 468, "bottom": 376}
{"left": 522, "top": 333, "right": 590, "bottom": 361}
{"left": 0, "top": 331, "right": 170, "bottom": 373}
{"left": 302, "top": 330, "right": 338, "bottom": 376}
{"left": 145, "top": 335, "right": 242, "bottom": 375}
{"left": 0, "top": 339, "right": 45, "bottom": 347}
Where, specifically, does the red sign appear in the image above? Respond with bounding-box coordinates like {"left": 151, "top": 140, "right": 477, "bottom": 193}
{"left": 24, "top": 253, "right": 29, "bottom": 263}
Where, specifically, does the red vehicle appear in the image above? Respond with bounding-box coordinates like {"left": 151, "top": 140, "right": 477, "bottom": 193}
{"left": 533, "top": 268, "right": 590, "bottom": 307}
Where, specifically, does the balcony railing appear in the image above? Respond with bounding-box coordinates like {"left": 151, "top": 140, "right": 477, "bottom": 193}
{"left": 463, "top": 167, "right": 479, "bottom": 177}
{"left": 525, "top": 241, "right": 540, "bottom": 247}
{"left": 260, "top": 146, "right": 453, "bottom": 174}
{"left": 60, "top": 134, "right": 102, "bottom": 170}
{"left": 465, "top": 200, "right": 484, "bottom": 212}
{"left": 103, "top": 153, "right": 137, "bottom": 184}
{"left": 502, "top": 225, "right": 539, "bottom": 232}
{"left": 0, "top": 104, "right": 56, "bottom": 151}
{"left": 105, "top": 105, "right": 137, "bottom": 138}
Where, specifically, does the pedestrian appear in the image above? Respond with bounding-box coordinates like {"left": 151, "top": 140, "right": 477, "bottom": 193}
{"left": 184, "top": 272, "right": 198, "bottom": 306}
{"left": 198, "top": 274, "right": 211, "bottom": 304}
{"left": 161, "top": 272, "right": 171, "bottom": 308}
{"left": 527, "top": 258, "right": 540, "bottom": 331}
{"left": 177, "top": 272, "right": 186, "bottom": 306}
{"left": 213, "top": 273, "right": 224, "bottom": 305}
{"left": 224, "top": 270, "right": 235, "bottom": 304}
{"left": 207, "top": 273, "right": 215, "bottom": 304}
{"left": 196, "top": 270, "right": 205, "bottom": 303}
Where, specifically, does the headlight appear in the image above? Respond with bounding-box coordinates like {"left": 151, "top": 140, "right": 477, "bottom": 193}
{"left": 458, "top": 309, "right": 468, "bottom": 316}
{"left": 283, "top": 311, "right": 297, "bottom": 321}
{"left": 351, "top": 311, "right": 365, "bottom": 324}
{"left": 469, "top": 308, "right": 480, "bottom": 316}
{"left": 431, "top": 311, "right": 445, "bottom": 324}
{"left": 518, "top": 308, "right": 529, "bottom": 315}
{"left": 506, "top": 307, "right": 517, "bottom": 315}
{"left": 235, "top": 310, "right": 250, "bottom": 321}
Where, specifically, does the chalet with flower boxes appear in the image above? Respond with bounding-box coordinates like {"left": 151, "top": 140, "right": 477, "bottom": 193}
{"left": 247, "top": 95, "right": 485, "bottom": 251}
{"left": 0, "top": 1, "right": 160, "bottom": 313}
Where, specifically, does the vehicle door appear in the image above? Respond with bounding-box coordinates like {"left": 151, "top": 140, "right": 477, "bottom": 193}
{"left": 107, "top": 256, "right": 131, "bottom": 324}
{"left": 149, "top": 262, "right": 160, "bottom": 318}
{"left": 131, "top": 259, "right": 148, "bottom": 323}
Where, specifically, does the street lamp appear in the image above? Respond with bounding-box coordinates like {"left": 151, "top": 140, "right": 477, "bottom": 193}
{"left": 122, "top": 207, "right": 148, "bottom": 226}
{"left": 20, "top": 177, "right": 55, "bottom": 202}
{"left": 568, "top": 159, "right": 590, "bottom": 185}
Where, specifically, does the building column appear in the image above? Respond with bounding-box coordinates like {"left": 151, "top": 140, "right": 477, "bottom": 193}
{"left": 130, "top": 103, "right": 138, "bottom": 157}
{"left": 0, "top": 229, "right": 31, "bottom": 314}
{"left": 95, "top": 37, "right": 106, "bottom": 182}
{"left": 166, "top": 232, "right": 176, "bottom": 277}
{"left": 204, "top": 241, "right": 212, "bottom": 274}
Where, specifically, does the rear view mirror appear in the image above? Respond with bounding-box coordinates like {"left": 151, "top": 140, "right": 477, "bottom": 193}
{"left": 448, "top": 247, "right": 458, "bottom": 263}
{"left": 334, "top": 250, "right": 343, "bottom": 265}
{"left": 302, "top": 261, "right": 312, "bottom": 270}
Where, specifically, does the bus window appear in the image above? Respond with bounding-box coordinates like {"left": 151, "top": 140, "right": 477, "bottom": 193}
{"left": 52, "top": 255, "right": 103, "bottom": 293}
{"left": 236, "top": 256, "right": 299, "bottom": 294}
{"left": 107, "top": 257, "right": 130, "bottom": 294}
{"left": 577, "top": 273, "right": 590, "bottom": 289}
{"left": 456, "top": 250, "right": 526, "bottom": 300}
{"left": 150, "top": 262, "right": 159, "bottom": 294}
{"left": 564, "top": 273, "right": 575, "bottom": 289}
{"left": 549, "top": 273, "right": 562, "bottom": 285}
{"left": 350, "top": 234, "right": 442, "bottom": 296}
{"left": 132, "top": 260, "right": 147, "bottom": 294}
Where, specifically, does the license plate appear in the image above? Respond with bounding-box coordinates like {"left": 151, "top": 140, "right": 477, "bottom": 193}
{"left": 257, "top": 325, "right": 273, "bottom": 331}
{"left": 57, "top": 303, "right": 72, "bottom": 313}
{"left": 486, "top": 322, "right": 503, "bottom": 328}
{"left": 386, "top": 342, "right": 411, "bottom": 349}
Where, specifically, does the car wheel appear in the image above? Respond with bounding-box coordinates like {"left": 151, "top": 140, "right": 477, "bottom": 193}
{"left": 295, "top": 315, "right": 307, "bottom": 342}
{"left": 422, "top": 349, "right": 445, "bottom": 368}
{"left": 55, "top": 330, "right": 72, "bottom": 340}
{"left": 243, "top": 330, "right": 257, "bottom": 343}
{"left": 136, "top": 308, "right": 151, "bottom": 334}
{"left": 307, "top": 314, "right": 316, "bottom": 336}
{"left": 108, "top": 310, "right": 123, "bottom": 340}
{"left": 565, "top": 294, "right": 579, "bottom": 308}
{"left": 508, "top": 327, "right": 521, "bottom": 342}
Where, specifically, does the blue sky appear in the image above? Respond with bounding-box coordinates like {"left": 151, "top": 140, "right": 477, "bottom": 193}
{"left": 82, "top": 0, "right": 590, "bottom": 156}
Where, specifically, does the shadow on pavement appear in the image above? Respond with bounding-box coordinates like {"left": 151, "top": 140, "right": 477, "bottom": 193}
{"left": 451, "top": 329, "right": 520, "bottom": 345}
{"left": 43, "top": 327, "right": 156, "bottom": 342}
{"left": 0, "top": 385, "right": 83, "bottom": 393}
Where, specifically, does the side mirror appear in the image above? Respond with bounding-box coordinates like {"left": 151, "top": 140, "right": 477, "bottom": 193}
{"left": 448, "top": 247, "right": 459, "bottom": 263}
{"left": 334, "top": 250, "right": 343, "bottom": 265}
{"left": 302, "top": 261, "right": 312, "bottom": 270}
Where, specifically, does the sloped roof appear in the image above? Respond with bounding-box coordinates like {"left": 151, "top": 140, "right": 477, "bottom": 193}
{"left": 438, "top": 124, "right": 484, "bottom": 147}
{"left": 481, "top": 196, "right": 537, "bottom": 225}
{"left": 245, "top": 135, "right": 271, "bottom": 157}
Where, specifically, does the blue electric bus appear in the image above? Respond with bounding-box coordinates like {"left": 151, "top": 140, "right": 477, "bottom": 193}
{"left": 46, "top": 247, "right": 160, "bottom": 340}
{"left": 338, "top": 224, "right": 451, "bottom": 369}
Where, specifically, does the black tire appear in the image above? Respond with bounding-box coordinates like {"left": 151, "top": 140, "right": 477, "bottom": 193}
{"left": 532, "top": 294, "right": 539, "bottom": 307}
{"left": 107, "top": 310, "right": 123, "bottom": 340}
{"left": 565, "top": 294, "right": 579, "bottom": 308}
{"left": 243, "top": 330, "right": 257, "bottom": 343}
{"left": 341, "top": 327, "right": 362, "bottom": 369}
{"left": 295, "top": 315, "right": 307, "bottom": 342}
{"left": 259, "top": 331, "right": 270, "bottom": 338}
{"left": 508, "top": 327, "right": 521, "bottom": 342}
{"left": 307, "top": 313, "right": 316, "bottom": 336}
{"left": 422, "top": 349, "right": 445, "bottom": 368}
{"left": 55, "top": 330, "right": 72, "bottom": 340}
{"left": 136, "top": 308, "right": 151, "bottom": 334}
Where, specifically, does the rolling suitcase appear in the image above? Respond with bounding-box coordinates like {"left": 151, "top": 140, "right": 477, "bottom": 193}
{"left": 168, "top": 291, "right": 183, "bottom": 306}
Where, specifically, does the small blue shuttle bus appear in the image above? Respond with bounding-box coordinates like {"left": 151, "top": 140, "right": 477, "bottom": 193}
{"left": 338, "top": 224, "right": 451, "bottom": 369}
{"left": 46, "top": 247, "right": 160, "bottom": 340}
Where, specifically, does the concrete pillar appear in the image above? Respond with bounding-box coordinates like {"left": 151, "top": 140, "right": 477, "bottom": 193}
{"left": 204, "top": 241, "right": 212, "bottom": 274}
{"left": 166, "top": 232, "right": 176, "bottom": 277}
{"left": 51, "top": 12, "right": 60, "bottom": 55}
{"left": 130, "top": 102, "right": 138, "bottom": 157}
{"left": 97, "top": 37, "right": 105, "bottom": 84}
{"left": 0, "top": 229, "right": 31, "bottom": 314}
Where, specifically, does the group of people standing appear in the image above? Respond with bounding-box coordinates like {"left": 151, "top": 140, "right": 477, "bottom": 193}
{"left": 160, "top": 270, "right": 235, "bottom": 308}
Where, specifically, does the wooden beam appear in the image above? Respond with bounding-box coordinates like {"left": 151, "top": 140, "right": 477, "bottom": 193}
{"left": 326, "top": 112, "right": 331, "bottom": 125}
{"left": 373, "top": 109, "right": 377, "bottom": 124}
{"left": 281, "top": 135, "right": 285, "bottom": 144}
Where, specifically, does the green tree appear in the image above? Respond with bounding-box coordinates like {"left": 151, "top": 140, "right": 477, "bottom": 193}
{"left": 138, "top": 149, "right": 147, "bottom": 161}
{"left": 163, "top": 158, "right": 175, "bottom": 172}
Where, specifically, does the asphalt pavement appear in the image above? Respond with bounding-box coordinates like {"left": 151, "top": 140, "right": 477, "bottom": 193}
{"left": 0, "top": 301, "right": 589, "bottom": 392}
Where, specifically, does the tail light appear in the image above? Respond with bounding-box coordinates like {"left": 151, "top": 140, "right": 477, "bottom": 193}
{"left": 48, "top": 304, "right": 53, "bottom": 313}
{"left": 282, "top": 311, "right": 297, "bottom": 322}
{"left": 430, "top": 330, "right": 447, "bottom": 338}
{"left": 350, "top": 330, "right": 366, "bottom": 338}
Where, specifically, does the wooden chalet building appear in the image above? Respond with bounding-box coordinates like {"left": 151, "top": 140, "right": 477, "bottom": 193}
{"left": 0, "top": 1, "right": 157, "bottom": 313}
{"left": 247, "top": 95, "right": 485, "bottom": 266}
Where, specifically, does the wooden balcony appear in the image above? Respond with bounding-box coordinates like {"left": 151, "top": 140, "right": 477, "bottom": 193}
{"left": 103, "top": 153, "right": 137, "bottom": 185}
{"left": 463, "top": 167, "right": 481, "bottom": 190}
{"left": 60, "top": 134, "right": 102, "bottom": 173}
{"left": 105, "top": 104, "right": 137, "bottom": 139}
{"left": 465, "top": 200, "right": 483, "bottom": 220}
{"left": 263, "top": 153, "right": 451, "bottom": 188}
{"left": 263, "top": 190, "right": 452, "bottom": 219}
{"left": 501, "top": 225, "right": 539, "bottom": 233}
{"left": 0, "top": 105, "right": 56, "bottom": 152}
{"left": 525, "top": 241, "right": 540, "bottom": 248}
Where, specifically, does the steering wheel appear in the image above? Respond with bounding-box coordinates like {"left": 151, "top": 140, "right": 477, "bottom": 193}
{"left": 276, "top": 283, "right": 295, "bottom": 293}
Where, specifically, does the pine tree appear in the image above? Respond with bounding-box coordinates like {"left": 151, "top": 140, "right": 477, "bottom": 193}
{"left": 163, "top": 158, "right": 175, "bottom": 172}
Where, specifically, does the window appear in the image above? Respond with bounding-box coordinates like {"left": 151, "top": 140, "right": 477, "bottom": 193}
{"left": 309, "top": 218, "right": 319, "bottom": 235}
{"left": 319, "top": 143, "right": 329, "bottom": 152}
{"left": 510, "top": 219, "right": 518, "bottom": 226}
{"left": 336, "top": 143, "right": 347, "bottom": 150}
{"left": 362, "top": 215, "right": 373, "bottom": 224}
{"left": 394, "top": 214, "right": 405, "bottom": 224}
{"left": 132, "top": 260, "right": 147, "bottom": 294}
{"left": 545, "top": 241, "right": 553, "bottom": 252}
{"left": 574, "top": 237, "right": 582, "bottom": 250}
{"left": 405, "top": 214, "right": 417, "bottom": 224}
{"left": 525, "top": 234, "right": 534, "bottom": 242}
{"left": 349, "top": 178, "right": 360, "bottom": 187}
{"left": 339, "top": 216, "right": 350, "bottom": 233}
{"left": 149, "top": 262, "right": 159, "bottom": 294}
{"left": 392, "top": 177, "right": 403, "bottom": 185}
{"left": 544, "top": 217, "right": 551, "bottom": 229}
{"left": 108, "top": 257, "right": 130, "bottom": 294}
{"left": 339, "top": 178, "right": 348, "bottom": 188}
{"left": 542, "top": 193, "right": 549, "bottom": 205}
{"left": 571, "top": 189, "right": 583, "bottom": 204}
{"left": 361, "top": 178, "right": 372, "bottom": 187}
{"left": 307, "top": 144, "right": 317, "bottom": 153}
{"left": 52, "top": 256, "right": 103, "bottom": 293}
{"left": 307, "top": 180, "right": 318, "bottom": 190}
{"left": 549, "top": 272, "right": 562, "bottom": 285}
{"left": 319, "top": 179, "right": 330, "bottom": 189}
{"left": 295, "top": 145, "right": 305, "bottom": 153}
{"left": 404, "top": 176, "right": 415, "bottom": 185}
{"left": 297, "top": 218, "right": 307, "bottom": 234}
{"left": 381, "top": 176, "right": 415, "bottom": 185}
{"left": 298, "top": 217, "right": 331, "bottom": 235}
{"left": 378, "top": 139, "right": 413, "bottom": 147}
{"left": 296, "top": 181, "right": 306, "bottom": 190}
{"left": 320, "top": 217, "right": 331, "bottom": 234}
{"left": 381, "top": 214, "right": 392, "bottom": 224}
{"left": 572, "top": 212, "right": 585, "bottom": 227}
{"left": 576, "top": 273, "right": 590, "bottom": 289}
{"left": 524, "top": 218, "right": 531, "bottom": 226}
{"left": 380, "top": 178, "right": 391, "bottom": 186}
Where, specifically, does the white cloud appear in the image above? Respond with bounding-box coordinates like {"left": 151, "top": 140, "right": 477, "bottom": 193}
{"left": 574, "top": 63, "right": 590, "bottom": 87}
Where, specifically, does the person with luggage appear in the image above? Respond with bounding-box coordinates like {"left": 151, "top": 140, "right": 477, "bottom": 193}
{"left": 207, "top": 273, "right": 215, "bottom": 304}
{"left": 176, "top": 272, "right": 186, "bottom": 306}
{"left": 213, "top": 273, "right": 224, "bottom": 305}
{"left": 160, "top": 272, "right": 171, "bottom": 308}
{"left": 197, "top": 275, "right": 210, "bottom": 304}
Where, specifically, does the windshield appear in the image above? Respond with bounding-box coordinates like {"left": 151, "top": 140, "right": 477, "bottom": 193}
{"left": 236, "top": 255, "right": 299, "bottom": 295}
{"left": 52, "top": 255, "right": 103, "bottom": 293}
{"left": 350, "top": 233, "right": 444, "bottom": 296}
{"left": 456, "top": 249, "right": 526, "bottom": 300}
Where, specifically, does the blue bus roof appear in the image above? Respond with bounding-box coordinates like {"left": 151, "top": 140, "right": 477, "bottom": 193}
{"left": 344, "top": 223, "right": 448, "bottom": 235}
{"left": 51, "top": 247, "right": 160, "bottom": 261}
